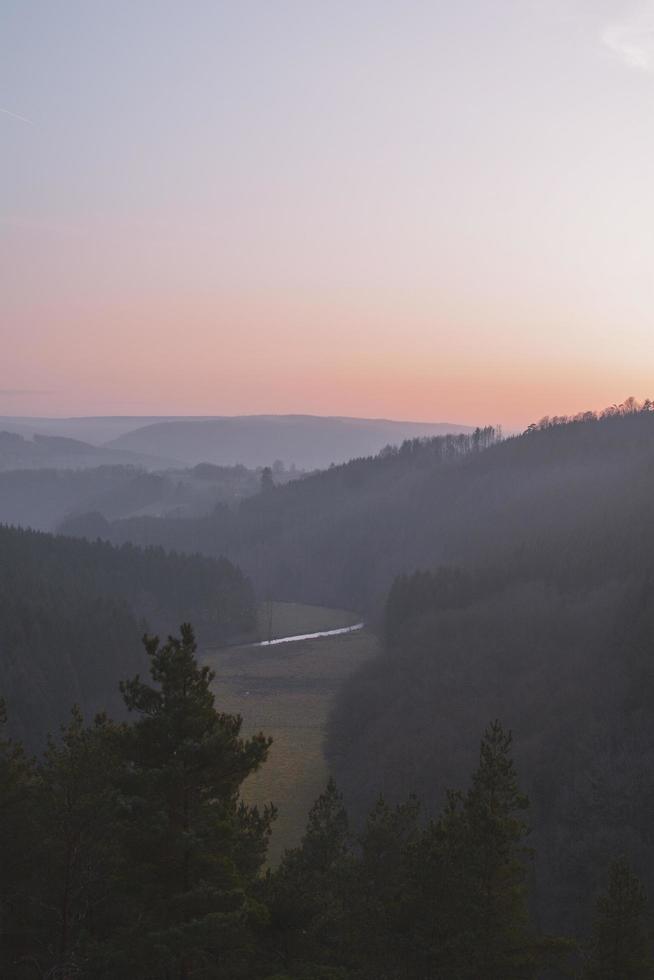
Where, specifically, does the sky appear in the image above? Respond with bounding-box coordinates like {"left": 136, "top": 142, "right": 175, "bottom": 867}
{"left": 2, "top": 0, "right": 654, "bottom": 429}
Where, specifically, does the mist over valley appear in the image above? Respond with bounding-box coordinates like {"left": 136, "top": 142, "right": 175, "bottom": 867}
{"left": 4, "top": 1, "right": 654, "bottom": 974}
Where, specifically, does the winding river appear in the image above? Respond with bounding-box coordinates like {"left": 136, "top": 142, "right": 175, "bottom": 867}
{"left": 251, "top": 622, "right": 364, "bottom": 647}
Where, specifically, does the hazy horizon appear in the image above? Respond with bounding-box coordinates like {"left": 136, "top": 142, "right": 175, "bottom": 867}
{"left": 4, "top": 1, "right": 654, "bottom": 427}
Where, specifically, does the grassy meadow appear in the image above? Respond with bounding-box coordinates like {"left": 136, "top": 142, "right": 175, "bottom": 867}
{"left": 204, "top": 602, "right": 377, "bottom": 862}
{"left": 256, "top": 600, "right": 361, "bottom": 641}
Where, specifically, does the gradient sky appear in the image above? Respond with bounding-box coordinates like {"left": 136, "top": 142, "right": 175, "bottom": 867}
{"left": 2, "top": 0, "right": 654, "bottom": 429}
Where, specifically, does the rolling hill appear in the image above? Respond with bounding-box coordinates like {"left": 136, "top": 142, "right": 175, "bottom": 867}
{"left": 80, "top": 408, "right": 653, "bottom": 612}
{"left": 104, "top": 414, "right": 474, "bottom": 469}
{"left": 0, "top": 430, "right": 176, "bottom": 471}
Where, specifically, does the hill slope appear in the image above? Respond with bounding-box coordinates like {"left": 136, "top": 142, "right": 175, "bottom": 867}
{"left": 0, "top": 525, "right": 255, "bottom": 747}
{"left": 0, "top": 430, "right": 176, "bottom": 471}
{"left": 105, "top": 414, "right": 474, "bottom": 469}
{"left": 63, "top": 410, "right": 654, "bottom": 611}
{"left": 324, "top": 405, "right": 654, "bottom": 933}
{"left": 61, "top": 428, "right": 495, "bottom": 609}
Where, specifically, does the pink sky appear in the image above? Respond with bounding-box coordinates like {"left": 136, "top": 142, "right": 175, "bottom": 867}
{"left": 3, "top": 1, "right": 654, "bottom": 429}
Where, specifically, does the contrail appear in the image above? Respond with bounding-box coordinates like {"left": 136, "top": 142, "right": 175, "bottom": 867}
{"left": 0, "top": 106, "right": 33, "bottom": 124}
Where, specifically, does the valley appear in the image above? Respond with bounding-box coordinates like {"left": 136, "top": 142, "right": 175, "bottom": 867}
{"left": 5, "top": 2, "right": 653, "bottom": 969}
{"left": 204, "top": 601, "right": 377, "bottom": 861}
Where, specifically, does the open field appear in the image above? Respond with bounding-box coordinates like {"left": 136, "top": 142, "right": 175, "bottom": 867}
{"left": 204, "top": 602, "right": 377, "bottom": 862}
{"left": 255, "top": 600, "right": 361, "bottom": 641}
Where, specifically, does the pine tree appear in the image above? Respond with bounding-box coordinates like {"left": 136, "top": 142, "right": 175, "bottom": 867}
{"left": 459, "top": 720, "right": 537, "bottom": 979}
{"left": 294, "top": 779, "right": 350, "bottom": 879}
{"left": 267, "top": 780, "right": 351, "bottom": 977}
{"left": 0, "top": 699, "right": 36, "bottom": 978}
{"left": 111, "top": 624, "right": 273, "bottom": 979}
{"left": 348, "top": 795, "right": 421, "bottom": 979}
{"left": 261, "top": 467, "right": 275, "bottom": 494}
{"left": 29, "top": 707, "right": 124, "bottom": 980}
{"left": 583, "top": 859, "right": 654, "bottom": 979}
{"left": 407, "top": 788, "right": 468, "bottom": 979}
{"left": 411, "top": 721, "right": 539, "bottom": 980}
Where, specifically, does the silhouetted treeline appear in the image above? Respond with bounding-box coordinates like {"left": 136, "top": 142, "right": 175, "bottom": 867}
{"left": 526, "top": 394, "right": 652, "bottom": 430}
{"left": 0, "top": 525, "right": 255, "bottom": 747}
{"left": 2, "top": 626, "right": 650, "bottom": 979}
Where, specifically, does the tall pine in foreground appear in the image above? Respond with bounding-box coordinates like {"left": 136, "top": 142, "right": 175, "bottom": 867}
{"left": 411, "top": 721, "right": 539, "bottom": 979}
{"left": 461, "top": 720, "right": 536, "bottom": 978}
{"left": 583, "top": 859, "right": 654, "bottom": 980}
{"left": 266, "top": 722, "right": 547, "bottom": 980}
{"left": 107, "top": 624, "right": 274, "bottom": 980}
{"left": 347, "top": 795, "right": 422, "bottom": 979}
{"left": 265, "top": 780, "right": 352, "bottom": 978}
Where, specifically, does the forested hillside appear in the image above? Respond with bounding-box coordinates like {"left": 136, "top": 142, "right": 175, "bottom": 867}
{"left": 327, "top": 403, "right": 654, "bottom": 934}
{"left": 61, "top": 427, "right": 498, "bottom": 610}
{"left": 0, "top": 525, "right": 255, "bottom": 746}
{"left": 63, "top": 405, "right": 654, "bottom": 613}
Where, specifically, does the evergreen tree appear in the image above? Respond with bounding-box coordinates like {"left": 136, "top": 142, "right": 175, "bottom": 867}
{"left": 0, "top": 699, "right": 35, "bottom": 978}
{"left": 29, "top": 708, "right": 125, "bottom": 980}
{"left": 267, "top": 780, "right": 351, "bottom": 977}
{"left": 347, "top": 795, "right": 421, "bottom": 979}
{"left": 110, "top": 624, "right": 273, "bottom": 979}
{"left": 410, "top": 721, "right": 539, "bottom": 979}
{"left": 261, "top": 467, "right": 275, "bottom": 494}
{"left": 583, "top": 859, "right": 654, "bottom": 980}
{"left": 459, "top": 720, "right": 537, "bottom": 979}
{"left": 407, "top": 788, "right": 468, "bottom": 979}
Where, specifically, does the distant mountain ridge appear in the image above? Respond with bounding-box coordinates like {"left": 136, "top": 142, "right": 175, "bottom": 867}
{"left": 104, "top": 415, "right": 475, "bottom": 469}
{"left": 0, "top": 429, "right": 177, "bottom": 471}
{"left": 0, "top": 416, "right": 211, "bottom": 445}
